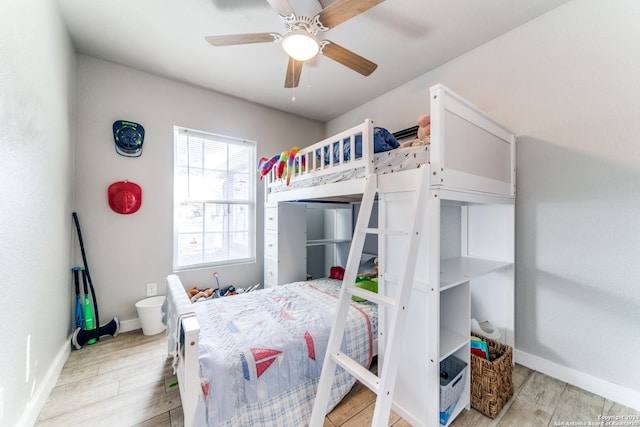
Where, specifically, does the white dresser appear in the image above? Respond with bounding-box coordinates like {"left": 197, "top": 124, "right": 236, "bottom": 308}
{"left": 263, "top": 202, "right": 306, "bottom": 288}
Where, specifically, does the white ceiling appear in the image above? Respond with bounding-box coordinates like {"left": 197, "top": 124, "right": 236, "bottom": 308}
{"left": 56, "top": 0, "right": 570, "bottom": 122}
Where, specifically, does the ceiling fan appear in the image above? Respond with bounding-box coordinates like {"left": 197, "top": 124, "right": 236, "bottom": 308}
{"left": 205, "top": 0, "right": 385, "bottom": 88}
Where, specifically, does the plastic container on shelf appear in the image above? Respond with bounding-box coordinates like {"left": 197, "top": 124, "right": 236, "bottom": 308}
{"left": 440, "top": 355, "right": 467, "bottom": 425}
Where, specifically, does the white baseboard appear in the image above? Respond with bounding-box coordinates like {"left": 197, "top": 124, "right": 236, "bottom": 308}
{"left": 18, "top": 337, "right": 71, "bottom": 427}
{"left": 119, "top": 317, "right": 141, "bottom": 333}
{"left": 17, "top": 320, "right": 145, "bottom": 426}
{"left": 515, "top": 349, "right": 640, "bottom": 412}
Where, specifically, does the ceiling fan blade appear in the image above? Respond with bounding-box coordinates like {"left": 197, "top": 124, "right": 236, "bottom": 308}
{"left": 317, "top": 0, "right": 385, "bottom": 29}
{"left": 321, "top": 41, "right": 377, "bottom": 76}
{"left": 284, "top": 57, "right": 303, "bottom": 88}
{"left": 205, "top": 33, "right": 279, "bottom": 46}
{"left": 266, "top": 0, "right": 295, "bottom": 17}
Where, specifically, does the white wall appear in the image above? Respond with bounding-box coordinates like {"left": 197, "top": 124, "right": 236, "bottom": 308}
{"left": 328, "top": 0, "right": 640, "bottom": 408}
{"left": 0, "top": 0, "right": 75, "bottom": 425}
{"left": 74, "top": 55, "right": 325, "bottom": 324}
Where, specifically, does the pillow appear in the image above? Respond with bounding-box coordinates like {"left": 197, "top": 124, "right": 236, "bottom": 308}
{"left": 329, "top": 266, "right": 345, "bottom": 280}
{"left": 316, "top": 127, "right": 400, "bottom": 165}
{"left": 352, "top": 277, "right": 378, "bottom": 302}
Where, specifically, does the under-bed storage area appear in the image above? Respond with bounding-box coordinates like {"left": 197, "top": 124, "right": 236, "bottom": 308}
{"left": 305, "top": 202, "right": 353, "bottom": 280}
{"left": 263, "top": 201, "right": 354, "bottom": 288}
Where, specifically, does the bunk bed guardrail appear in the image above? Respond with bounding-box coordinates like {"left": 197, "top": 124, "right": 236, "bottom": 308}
{"left": 265, "top": 84, "right": 515, "bottom": 204}
{"left": 265, "top": 118, "right": 375, "bottom": 199}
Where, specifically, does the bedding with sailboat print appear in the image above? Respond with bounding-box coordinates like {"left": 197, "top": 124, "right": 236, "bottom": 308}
{"left": 191, "top": 278, "right": 376, "bottom": 426}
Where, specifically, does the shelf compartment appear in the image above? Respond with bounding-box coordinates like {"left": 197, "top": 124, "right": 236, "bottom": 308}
{"left": 440, "top": 281, "right": 470, "bottom": 362}
{"left": 443, "top": 392, "right": 470, "bottom": 427}
{"left": 440, "top": 256, "right": 512, "bottom": 291}
{"left": 306, "top": 238, "right": 351, "bottom": 247}
{"left": 440, "top": 328, "right": 468, "bottom": 362}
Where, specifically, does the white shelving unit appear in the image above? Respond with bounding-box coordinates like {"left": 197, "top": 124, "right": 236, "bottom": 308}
{"left": 378, "top": 183, "right": 514, "bottom": 427}
{"left": 305, "top": 203, "right": 352, "bottom": 280}
{"left": 265, "top": 202, "right": 353, "bottom": 286}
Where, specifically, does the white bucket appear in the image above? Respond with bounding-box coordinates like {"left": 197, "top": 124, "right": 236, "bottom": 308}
{"left": 135, "top": 295, "right": 166, "bottom": 336}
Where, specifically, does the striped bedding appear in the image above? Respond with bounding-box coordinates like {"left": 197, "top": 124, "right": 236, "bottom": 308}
{"left": 191, "top": 278, "right": 376, "bottom": 426}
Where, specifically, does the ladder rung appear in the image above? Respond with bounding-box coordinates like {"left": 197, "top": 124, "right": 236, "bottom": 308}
{"left": 331, "top": 352, "right": 380, "bottom": 393}
{"left": 361, "top": 227, "right": 407, "bottom": 236}
{"left": 346, "top": 286, "right": 396, "bottom": 307}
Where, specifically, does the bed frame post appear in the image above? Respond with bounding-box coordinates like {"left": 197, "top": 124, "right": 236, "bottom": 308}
{"left": 165, "top": 275, "right": 201, "bottom": 427}
{"left": 363, "top": 118, "right": 374, "bottom": 176}
{"left": 180, "top": 316, "right": 200, "bottom": 427}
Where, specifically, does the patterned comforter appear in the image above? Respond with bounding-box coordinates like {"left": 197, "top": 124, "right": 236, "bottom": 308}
{"left": 191, "top": 278, "right": 376, "bottom": 426}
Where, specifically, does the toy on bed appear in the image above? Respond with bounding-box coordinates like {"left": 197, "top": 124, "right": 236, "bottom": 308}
{"left": 352, "top": 276, "right": 378, "bottom": 302}
{"left": 357, "top": 254, "right": 379, "bottom": 279}
{"left": 358, "top": 257, "right": 378, "bottom": 278}
{"left": 258, "top": 147, "right": 305, "bottom": 185}
{"left": 258, "top": 154, "right": 279, "bottom": 180}
{"left": 320, "top": 127, "right": 400, "bottom": 166}
{"left": 186, "top": 286, "right": 215, "bottom": 302}
{"left": 400, "top": 114, "right": 431, "bottom": 148}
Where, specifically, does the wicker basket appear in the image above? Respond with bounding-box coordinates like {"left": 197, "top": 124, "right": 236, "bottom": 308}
{"left": 470, "top": 334, "right": 514, "bottom": 418}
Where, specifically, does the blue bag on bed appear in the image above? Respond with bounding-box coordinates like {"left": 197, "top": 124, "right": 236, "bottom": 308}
{"left": 317, "top": 127, "right": 399, "bottom": 165}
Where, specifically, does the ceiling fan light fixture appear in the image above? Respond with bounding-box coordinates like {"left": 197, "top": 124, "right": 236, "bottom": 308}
{"left": 281, "top": 30, "right": 320, "bottom": 61}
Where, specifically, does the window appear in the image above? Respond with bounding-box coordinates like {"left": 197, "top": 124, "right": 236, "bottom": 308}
{"left": 173, "top": 127, "right": 256, "bottom": 270}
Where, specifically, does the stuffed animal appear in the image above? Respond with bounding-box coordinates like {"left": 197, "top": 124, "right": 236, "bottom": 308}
{"left": 417, "top": 113, "right": 431, "bottom": 138}
{"left": 358, "top": 257, "right": 379, "bottom": 278}
{"left": 187, "top": 286, "right": 198, "bottom": 299}
{"left": 187, "top": 286, "right": 215, "bottom": 302}
{"left": 258, "top": 154, "right": 280, "bottom": 180}
{"left": 400, "top": 114, "right": 431, "bottom": 148}
{"left": 285, "top": 147, "right": 298, "bottom": 186}
{"left": 257, "top": 147, "right": 303, "bottom": 185}
{"left": 275, "top": 150, "right": 289, "bottom": 179}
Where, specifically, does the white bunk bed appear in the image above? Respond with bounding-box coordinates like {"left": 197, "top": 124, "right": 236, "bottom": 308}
{"left": 166, "top": 84, "right": 516, "bottom": 427}
{"left": 266, "top": 84, "right": 516, "bottom": 426}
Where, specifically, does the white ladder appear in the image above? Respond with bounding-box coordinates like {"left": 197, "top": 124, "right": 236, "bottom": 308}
{"left": 310, "top": 166, "right": 430, "bottom": 426}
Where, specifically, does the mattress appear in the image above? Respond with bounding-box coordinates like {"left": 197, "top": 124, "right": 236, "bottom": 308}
{"left": 270, "top": 145, "right": 430, "bottom": 193}
{"left": 191, "top": 278, "right": 377, "bottom": 426}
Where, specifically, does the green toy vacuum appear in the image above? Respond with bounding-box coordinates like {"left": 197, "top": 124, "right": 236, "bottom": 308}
{"left": 71, "top": 213, "right": 120, "bottom": 349}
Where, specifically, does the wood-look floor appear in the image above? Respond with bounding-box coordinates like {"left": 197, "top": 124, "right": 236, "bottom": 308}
{"left": 36, "top": 330, "right": 639, "bottom": 427}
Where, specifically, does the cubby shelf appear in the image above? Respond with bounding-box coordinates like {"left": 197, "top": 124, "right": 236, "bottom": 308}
{"left": 306, "top": 238, "right": 351, "bottom": 247}
{"left": 439, "top": 328, "right": 468, "bottom": 361}
{"left": 440, "top": 256, "right": 512, "bottom": 291}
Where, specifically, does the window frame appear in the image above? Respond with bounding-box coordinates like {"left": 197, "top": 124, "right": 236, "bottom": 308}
{"left": 172, "top": 126, "right": 256, "bottom": 271}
